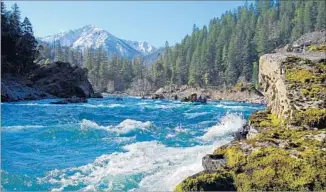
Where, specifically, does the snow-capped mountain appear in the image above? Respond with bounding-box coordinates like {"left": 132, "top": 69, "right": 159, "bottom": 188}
{"left": 38, "top": 25, "right": 156, "bottom": 58}
{"left": 124, "top": 40, "right": 156, "bottom": 55}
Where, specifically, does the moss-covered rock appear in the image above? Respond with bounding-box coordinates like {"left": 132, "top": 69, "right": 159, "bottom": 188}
{"left": 234, "top": 146, "right": 326, "bottom": 191}
{"left": 308, "top": 43, "right": 326, "bottom": 52}
{"left": 292, "top": 108, "right": 326, "bottom": 128}
{"left": 174, "top": 171, "right": 236, "bottom": 191}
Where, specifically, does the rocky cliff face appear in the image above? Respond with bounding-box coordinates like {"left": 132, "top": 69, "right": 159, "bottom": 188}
{"left": 175, "top": 31, "right": 326, "bottom": 191}
{"left": 2, "top": 62, "right": 95, "bottom": 102}
{"left": 260, "top": 53, "right": 325, "bottom": 128}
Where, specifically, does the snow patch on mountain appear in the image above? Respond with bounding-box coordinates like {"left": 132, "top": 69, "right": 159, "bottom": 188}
{"left": 124, "top": 40, "right": 156, "bottom": 55}
{"left": 38, "top": 25, "right": 156, "bottom": 58}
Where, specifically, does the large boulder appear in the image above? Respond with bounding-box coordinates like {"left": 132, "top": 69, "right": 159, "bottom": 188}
{"left": 202, "top": 154, "right": 226, "bottom": 172}
{"left": 29, "top": 62, "right": 95, "bottom": 98}
{"left": 1, "top": 74, "right": 54, "bottom": 102}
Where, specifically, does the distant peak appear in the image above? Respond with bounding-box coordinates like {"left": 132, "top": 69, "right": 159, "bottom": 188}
{"left": 84, "top": 24, "right": 96, "bottom": 28}
{"left": 82, "top": 24, "right": 102, "bottom": 31}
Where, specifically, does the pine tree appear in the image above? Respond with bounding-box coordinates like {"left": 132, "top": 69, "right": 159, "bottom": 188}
{"left": 291, "top": 2, "right": 305, "bottom": 41}
{"left": 252, "top": 61, "right": 259, "bottom": 88}
{"left": 1, "top": 2, "right": 10, "bottom": 67}
{"left": 303, "top": 1, "right": 314, "bottom": 33}
{"left": 153, "top": 57, "right": 165, "bottom": 88}
{"left": 20, "top": 17, "right": 37, "bottom": 73}
{"left": 316, "top": 0, "right": 326, "bottom": 30}
{"left": 122, "top": 59, "right": 134, "bottom": 87}
{"left": 188, "top": 45, "right": 200, "bottom": 86}
{"left": 226, "top": 34, "right": 239, "bottom": 85}
{"left": 5, "top": 3, "right": 22, "bottom": 74}
{"left": 1, "top": 2, "right": 9, "bottom": 35}
{"left": 255, "top": 16, "right": 267, "bottom": 56}
{"left": 9, "top": 3, "right": 21, "bottom": 37}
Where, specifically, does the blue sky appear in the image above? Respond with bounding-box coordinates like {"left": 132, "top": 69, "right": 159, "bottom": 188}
{"left": 4, "top": 1, "right": 245, "bottom": 47}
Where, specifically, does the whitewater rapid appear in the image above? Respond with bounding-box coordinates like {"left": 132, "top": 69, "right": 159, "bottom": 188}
{"left": 1, "top": 97, "right": 265, "bottom": 191}
{"left": 35, "top": 114, "right": 243, "bottom": 191}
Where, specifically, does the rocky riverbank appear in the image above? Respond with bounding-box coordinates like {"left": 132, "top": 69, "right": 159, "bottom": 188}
{"left": 1, "top": 62, "right": 99, "bottom": 102}
{"left": 175, "top": 31, "right": 326, "bottom": 191}
{"left": 152, "top": 83, "right": 266, "bottom": 104}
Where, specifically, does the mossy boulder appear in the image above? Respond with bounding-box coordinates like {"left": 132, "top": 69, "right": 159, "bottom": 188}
{"left": 174, "top": 171, "right": 236, "bottom": 191}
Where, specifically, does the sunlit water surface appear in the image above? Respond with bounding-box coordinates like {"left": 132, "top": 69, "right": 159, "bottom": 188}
{"left": 1, "top": 97, "right": 264, "bottom": 191}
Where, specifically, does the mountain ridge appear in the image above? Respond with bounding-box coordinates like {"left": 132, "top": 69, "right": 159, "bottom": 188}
{"left": 38, "top": 25, "right": 157, "bottom": 58}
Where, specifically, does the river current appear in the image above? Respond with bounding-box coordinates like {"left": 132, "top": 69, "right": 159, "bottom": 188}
{"left": 1, "top": 97, "right": 264, "bottom": 191}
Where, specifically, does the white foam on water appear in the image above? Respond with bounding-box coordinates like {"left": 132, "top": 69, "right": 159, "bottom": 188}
{"left": 107, "top": 104, "right": 124, "bottom": 108}
{"left": 80, "top": 119, "right": 151, "bottom": 134}
{"left": 81, "top": 103, "right": 124, "bottom": 108}
{"left": 116, "top": 119, "right": 151, "bottom": 134}
{"left": 80, "top": 119, "right": 108, "bottom": 131}
{"left": 11, "top": 103, "right": 54, "bottom": 107}
{"left": 214, "top": 104, "right": 262, "bottom": 110}
{"left": 174, "top": 125, "right": 188, "bottom": 133}
{"left": 166, "top": 133, "right": 176, "bottom": 138}
{"left": 214, "top": 104, "right": 245, "bottom": 109}
{"left": 184, "top": 112, "right": 209, "bottom": 119}
{"left": 2, "top": 125, "right": 46, "bottom": 132}
{"left": 41, "top": 113, "right": 245, "bottom": 191}
{"left": 144, "top": 103, "right": 179, "bottom": 109}
{"left": 200, "top": 113, "right": 245, "bottom": 141}
{"left": 137, "top": 102, "right": 149, "bottom": 106}
{"left": 102, "top": 136, "right": 136, "bottom": 144}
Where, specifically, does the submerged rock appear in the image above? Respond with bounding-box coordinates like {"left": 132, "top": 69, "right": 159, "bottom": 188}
{"left": 50, "top": 96, "right": 87, "bottom": 104}
{"left": 151, "top": 93, "right": 164, "bottom": 99}
{"left": 91, "top": 92, "right": 103, "bottom": 98}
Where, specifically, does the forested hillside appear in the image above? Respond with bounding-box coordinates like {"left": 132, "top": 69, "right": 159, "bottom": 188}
{"left": 151, "top": 0, "right": 326, "bottom": 88}
{"left": 37, "top": 39, "right": 153, "bottom": 93}
{"left": 1, "top": 2, "right": 38, "bottom": 75}
{"left": 2, "top": 1, "right": 325, "bottom": 94}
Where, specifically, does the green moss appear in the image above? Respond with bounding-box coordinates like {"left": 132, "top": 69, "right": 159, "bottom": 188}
{"left": 174, "top": 171, "right": 236, "bottom": 191}
{"left": 301, "top": 88, "right": 309, "bottom": 96}
{"left": 233, "top": 82, "right": 243, "bottom": 91}
{"left": 248, "top": 110, "right": 269, "bottom": 128}
{"left": 234, "top": 146, "right": 326, "bottom": 191}
{"left": 249, "top": 110, "right": 282, "bottom": 130}
{"left": 213, "top": 145, "right": 228, "bottom": 156}
{"left": 225, "top": 145, "right": 247, "bottom": 168}
{"left": 308, "top": 44, "right": 326, "bottom": 52}
{"left": 283, "top": 56, "right": 302, "bottom": 64}
{"left": 286, "top": 69, "right": 315, "bottom": 83}
{"left": 216, "top": 130, "right": 326, "bottom": 191}
{"left": 292, "top": 108, "right": 326, "bottom": 128}
{"left": 44, "top": 59, "right": 50, "bottom": 65}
